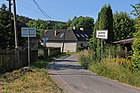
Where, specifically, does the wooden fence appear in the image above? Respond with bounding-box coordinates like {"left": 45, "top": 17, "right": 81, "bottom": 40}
{"left": 0, "top": 49, "right": 38, "bottom": 71}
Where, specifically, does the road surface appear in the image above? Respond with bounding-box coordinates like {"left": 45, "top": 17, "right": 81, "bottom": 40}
{"left": 48, "top": 54, "right": 140, "bottom": 93}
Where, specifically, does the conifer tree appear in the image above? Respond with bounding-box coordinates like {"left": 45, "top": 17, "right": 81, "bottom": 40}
{"left": 89, "top": 4, "right": 113, "bottom": 61}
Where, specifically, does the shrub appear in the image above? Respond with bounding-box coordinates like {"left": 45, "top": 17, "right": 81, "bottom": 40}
{"left": 78, "top": 49, "right": 140, "bottom": 87}
{"left": 112, "top": 58, "right": 133, "bottom": 69}
{"left": 38, "top": 49, "right": 45, "bottom": 59}
{"left": 88, "top": 58, "right": 140, "bottom": 87}
{"left": 78, "top": 49, "right": 95, "bottom": 69}
{"left": 132, "top": 17, "right": 140, "bottom": 69}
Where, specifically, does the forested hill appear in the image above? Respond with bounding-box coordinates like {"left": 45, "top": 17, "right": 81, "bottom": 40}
{"left": 17, "top": 15, "right": 66, "bottom": 32}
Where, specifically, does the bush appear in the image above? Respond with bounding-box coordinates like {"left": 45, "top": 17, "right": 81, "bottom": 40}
{"left": 88, "top": 58, "right": 140, "bottom": 87}
{"left": 78, "top": 49, "right": 95, "bottom": 69}
{"left": 132, "top": 17, "right": 140, "bottom": 69}
{"left": 38, "top": 49, "right": 45, "bottom": 59}
{"left": 78, "top": 49, "right": 140, "bottom": 87}
{"left": 112, "top": 58, "right": 133, "bottom": 69}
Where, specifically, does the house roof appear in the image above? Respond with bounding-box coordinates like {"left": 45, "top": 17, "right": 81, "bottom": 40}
{"left": 42, "top": 29, "right": 92, "bottom": 42}
{"left": 113, "top": 38, "right": 134, "bottom": 44}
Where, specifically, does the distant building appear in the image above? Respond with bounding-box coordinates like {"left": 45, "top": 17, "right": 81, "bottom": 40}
{"left": 113, "top": 38, "right": 133, "bottom": 52}
{"left": 113, "top": 38, "right": 134, "bottom": 57}
{"left": 42, "top": 29, "right": 92, "bottom": 52}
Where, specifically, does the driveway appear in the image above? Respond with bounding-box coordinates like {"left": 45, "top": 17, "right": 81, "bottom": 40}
{"left": 48, "top": 54, "right": 140, "bottom": 93}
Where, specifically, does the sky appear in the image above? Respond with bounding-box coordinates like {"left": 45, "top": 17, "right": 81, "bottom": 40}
{"left": 0, "top": 0, "right": 139, "bottom": 22}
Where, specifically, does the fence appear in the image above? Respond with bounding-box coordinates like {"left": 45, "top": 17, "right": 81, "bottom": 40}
{"left": 0, "top": 49, "right": 38, "bottom": 71}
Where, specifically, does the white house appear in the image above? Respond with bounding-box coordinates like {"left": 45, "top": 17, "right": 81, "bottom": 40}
{"left": 42, "top": 29, "right": 92, "bottom": 52}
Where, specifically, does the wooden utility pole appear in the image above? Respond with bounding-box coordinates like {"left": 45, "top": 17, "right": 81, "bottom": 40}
{"left": 13, "top": 0, "right": 19, "bottom": 67}
{"left": 62, "top": 29, "right": 66, "bottom": 53}
{"left": 13, "top": 0, "right": 18, "bottom": 48}
{"left": 7, "top": 0, "right": 12, "bottom": 20}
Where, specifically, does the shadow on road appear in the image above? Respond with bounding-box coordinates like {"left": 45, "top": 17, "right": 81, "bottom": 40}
{"left": 54, "top": 60, "right": 77, "bottom": 62}
{"left": 49, "top": 72, "right": 97, "bottom": 76}
{"left": 49, "top": 62, "right": 82, "bottom": 70}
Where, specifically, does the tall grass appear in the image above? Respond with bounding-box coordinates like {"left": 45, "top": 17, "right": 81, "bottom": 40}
{"left": 78, "top": 49, "right": 140, "bottom": 87}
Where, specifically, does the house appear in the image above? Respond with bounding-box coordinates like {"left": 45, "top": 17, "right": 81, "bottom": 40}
{"left": 42, "top": 29, "right": 92, "bottom": 52}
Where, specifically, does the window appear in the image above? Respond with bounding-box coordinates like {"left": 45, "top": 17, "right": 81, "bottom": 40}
{"left": 81, "top": 34, "right": 85, "bottom": 38}
{"left": 84, "top": 34, "right": 89, "bottom": 38}
{"left": 76, "top": 34, "right": 80, "bottom": 37}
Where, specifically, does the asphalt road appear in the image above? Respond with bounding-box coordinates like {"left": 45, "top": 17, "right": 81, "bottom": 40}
{"left": 48, "top": 54, "right": 140, "bottom": 93}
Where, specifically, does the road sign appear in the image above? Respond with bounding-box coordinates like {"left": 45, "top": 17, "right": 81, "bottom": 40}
{"left": 21, "top": 27, "right": 36, "bottom": 66}
{"left": 21, "top": 27, "right": 36, "bottom": 37}
{"left": 96, "top": 30, "right": 108, "bottom": 39}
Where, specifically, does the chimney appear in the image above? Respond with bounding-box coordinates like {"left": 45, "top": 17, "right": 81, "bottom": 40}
{"left": 80, "top": 28, "right": 84, "bottom": 31}
{"left": 73, "top": 26, "right": 76, "bottom": 30}
{"left": 55, "top": 30, "right": 57, "bottom": 36}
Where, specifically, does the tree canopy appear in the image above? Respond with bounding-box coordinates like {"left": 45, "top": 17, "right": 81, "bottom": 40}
{"left": 131, "top": 2, "right": 140, "bottom": 69}
{"left": 27, "top": 19, "right": 66, "bottom": 36}
{"left": 0, "top": 4, "right": 14, "bottom": 49}
{"left": 67, "top": 16, "right": 94, "bottom": 31}
{"left": 0, "top": 4, "right": 28, "bottom": 49}
{"left": 113, "top": 12, "right": 135, "bottom": 40}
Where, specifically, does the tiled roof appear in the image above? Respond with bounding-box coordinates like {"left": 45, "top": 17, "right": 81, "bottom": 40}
{"left": 42, "top": 29, "right": 92, "bottom": 42}
{"left": 73, "top": 30, "right": 92, "bottom": 41}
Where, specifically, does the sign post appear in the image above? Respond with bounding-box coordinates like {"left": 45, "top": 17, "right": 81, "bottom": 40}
{"left": 28, "top": 28, "right": 30, "bottom": 66}
{"left": 96, "top": 30, "right": 108, "bottom": 61}
{"left": 21, "top": 27, "right": 36, "bottom": 66}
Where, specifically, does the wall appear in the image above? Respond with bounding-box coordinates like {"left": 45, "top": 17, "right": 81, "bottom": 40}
{"left": 77, "top": 41, "right": 88, "bottom": 47}
{"left": 46, "top": 42, "right": 77, "bottom": 52}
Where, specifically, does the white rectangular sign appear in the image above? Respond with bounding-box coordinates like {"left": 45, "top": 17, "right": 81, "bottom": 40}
{"left": 21, "top": 27, "right": 36, "bottom": 37}
{"left": 96, "top": 30, "right": 108, "bottom": 39}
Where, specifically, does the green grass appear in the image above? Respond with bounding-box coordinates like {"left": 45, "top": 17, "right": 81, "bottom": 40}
{"left": 88, "top": 61, "right": 140, "bottom": 87}
{"left": 78, "top": 50, "right": 140, "bottom": 88}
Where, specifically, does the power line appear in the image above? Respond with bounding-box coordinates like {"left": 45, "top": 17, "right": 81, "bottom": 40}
{"left": 33, "top": 0, "right": 52, "bottom": 19}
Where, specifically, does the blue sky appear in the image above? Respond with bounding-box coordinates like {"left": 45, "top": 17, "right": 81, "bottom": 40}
{"left": 0, "top": 0, "right": 139, "bottom": 22}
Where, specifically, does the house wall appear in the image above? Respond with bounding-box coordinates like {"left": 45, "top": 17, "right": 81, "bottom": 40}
{"left": 77, "top": 41, "right": 88, "bottom": 47}
{"left": 46, "top": 42, "right": 77, "bottom": 52}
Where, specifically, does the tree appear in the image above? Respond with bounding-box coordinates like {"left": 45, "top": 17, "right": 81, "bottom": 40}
{"left": 0, "top": 4, "right": 14, "bottom": 49}
{"left": 113, "top": 12, "right": 135, "bottom": 40}
{"left": 131, "top": 2, "right": 140, "bottom": 69}
{"left": 131, "top": 2, "right": 140, "bottom": 16}
{"left": 68, "top": 16, "right": 94, "bottom": 31}
{"left": 0, "top": 4, "right": 28, "bottom": 49}
{"left": 98, "top": 4, "right": 113, "bottom": 43}
{"left": 27, "top": 19, "right": 66, "bottom": 36}
{"left": 89, "top": 4, "right": 113, "bottom": 61}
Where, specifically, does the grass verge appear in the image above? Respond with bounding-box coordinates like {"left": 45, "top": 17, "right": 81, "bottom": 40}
{"left": 78, "top": 50, "right": 140, "bottom": 88}
{"left": 0, "top": 59, "right": 64, "bottom": 93}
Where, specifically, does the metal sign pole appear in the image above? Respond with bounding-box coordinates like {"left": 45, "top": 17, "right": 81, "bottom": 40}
{"left": 28, "top": 28, "right": 30, "bottom": 66}
{"left": 21, "top": 27, "right": 36, "bottom": 66}
{"left": 101, "top": 39, "right": 103, "bottom": 62}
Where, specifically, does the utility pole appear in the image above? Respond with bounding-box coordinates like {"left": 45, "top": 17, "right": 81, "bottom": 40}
{"left": 13, "top": 0, "right": 19, "bottom": 67}
{"left": 13, "top": 0, "right": 18, "bottom": 48}
{"left": 62, "top": 29, "right": 66, "bottom": 53}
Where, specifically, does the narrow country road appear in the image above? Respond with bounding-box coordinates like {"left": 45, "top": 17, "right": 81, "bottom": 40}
{"left": 48, "top": 54, "right": 140, "bottom": 93}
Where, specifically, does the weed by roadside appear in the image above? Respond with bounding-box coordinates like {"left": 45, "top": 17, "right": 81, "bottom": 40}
{"left": 78, "top": 49, "right": 140, "bottom": 87}
{"left": 0, "top": 60, "right": 63, "bottom": 93}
